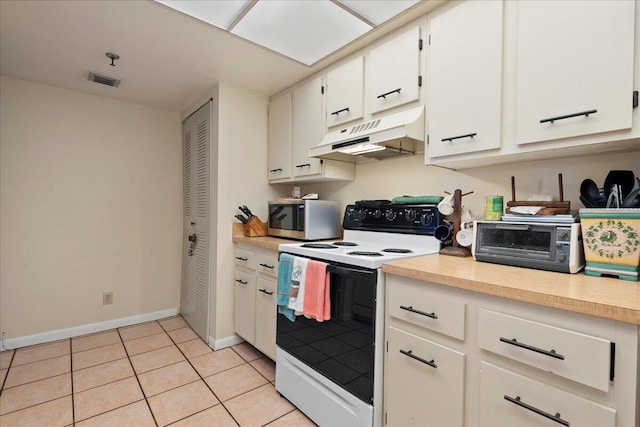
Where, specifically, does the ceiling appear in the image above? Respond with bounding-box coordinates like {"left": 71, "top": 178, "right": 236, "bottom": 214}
{"left": 0, "top": 0, "right": 442, "bottom": 113}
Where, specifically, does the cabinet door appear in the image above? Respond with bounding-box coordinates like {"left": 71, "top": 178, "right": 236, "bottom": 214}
{"left": 326, "top": 56, "right": 364, "bottom": 128}
{"left": 292, "top": 76, "right": 324, "bottom": 177}
{"left": 268, "top": 93, "right": 292, "bottom": 181}
{"left": 480, "top": 362, "right": 616, "bottom": 427}
{"left": 234, "top": 270, "right": 256, "bottom": 344}
{"left": 255, "top": 277, "right": 277, "bottom": 360}
{"left": 385, "top": 326, "right": 465, "bottom": 427}
{"left": 515, "top": 0, "right": 635, "bottom": 145}
{"left": 368, "top": 26, "right": 422, "bottom": 114}
{"left": 427, "top": 1, "right": 503, "bottom": 158}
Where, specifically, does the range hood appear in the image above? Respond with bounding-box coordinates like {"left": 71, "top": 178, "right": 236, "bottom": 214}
{"left": 310, "top": 105, "right": 425, "bottom": 162}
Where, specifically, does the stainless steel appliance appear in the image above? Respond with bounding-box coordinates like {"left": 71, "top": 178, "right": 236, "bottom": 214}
{"left": 472, "top": 220, "right": 584, "bottom": 273}
{"left": 275, "top": 201, "right": 442, "bottom": 427}
{"left": 267, "top": 200, "right": 341, "bottom": 241}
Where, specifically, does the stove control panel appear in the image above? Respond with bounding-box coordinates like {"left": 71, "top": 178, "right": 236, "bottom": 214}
{"left": 343, "top": 204, "right": 441, "bottom": 235}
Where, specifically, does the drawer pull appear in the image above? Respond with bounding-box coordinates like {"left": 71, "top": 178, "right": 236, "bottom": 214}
{"left": 259, "top": 263, "right": 274, "bottom": 269}
{"left": 269, "top": 168, "right": 283, "bottom": 173}
{"left": 258, "top": 288, "right": 274, "bottom": 295}
{"left": 540, "top": 109, "right": 597, "bottom": 124}
{"left": 377, "top": 88, "right": 401, "bottom": 99}
{"left": 400, "top": 305, "right": 438, "bottom": 319}
{"left": 441, "top": 132, "right": 477, "bottom": 142}
{"left": 499, "top": 337, "right": 565, "bottom": 360}
{"left": 235, "top": 256, "right": 248, "bottom": 261}
{"left": 331, "top": 107, "right": 350, "bottom": 116}
{"left": 235, "top": 279, "right": 248, "bottom": 285}
{"left": 504, "top": 395, "right": 569, "bottom": 426}
{"left": 399, "top": 349, "right": 437, "bottom": 369}
{"left": 295, "top": 163, "right": 311, "bottom": 169}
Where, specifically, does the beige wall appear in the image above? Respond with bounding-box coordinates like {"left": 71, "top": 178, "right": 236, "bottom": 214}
{"left": 0, "top": 76, "right": 183, "bottom": 340}
{"left": 298, "top": 150, "right": 640, "bottom": 218}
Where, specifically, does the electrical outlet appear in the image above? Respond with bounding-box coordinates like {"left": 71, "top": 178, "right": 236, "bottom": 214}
{"left": 103, "top": 291, "right": 113, "bottom": 305}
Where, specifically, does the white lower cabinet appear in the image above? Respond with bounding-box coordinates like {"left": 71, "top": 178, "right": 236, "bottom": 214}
{"left": 480, "top": 362, "right": 616, "bottom": 427}
{"left": 385, "top": 326, "right": 465, "bottom": 427}
{"left": 384, "top": 274, "right": 639, "bottom": 426}
{"left": 234, "top": 245, "right": 278, "bottom": 360}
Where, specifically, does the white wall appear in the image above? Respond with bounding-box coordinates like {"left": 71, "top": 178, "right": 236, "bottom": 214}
{"left": 0, "top": 76, "right": 183, "bottom": 341}
{"left": 299, "top": 150, "right": 640, "bottom": 219}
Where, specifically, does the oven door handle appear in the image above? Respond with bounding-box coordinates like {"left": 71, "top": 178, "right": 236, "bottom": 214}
{"left": 326, "top": 264, "right": 375, "bottom": 277}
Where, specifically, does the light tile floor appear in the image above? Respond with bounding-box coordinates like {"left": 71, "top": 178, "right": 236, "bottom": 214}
{"left": 0, "top": 316, "right": 316, "bottom": 426}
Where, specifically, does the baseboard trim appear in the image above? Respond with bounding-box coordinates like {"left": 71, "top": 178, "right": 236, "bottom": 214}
{"left": 209, "top": 334, "right": 244, "bottom": 351}
{"left": 2, "top": 308, "right": 179, "bottom": 350}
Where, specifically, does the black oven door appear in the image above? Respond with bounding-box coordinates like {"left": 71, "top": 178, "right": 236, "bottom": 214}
{"left": 276, "top": 260, "right": 377, "bottom": 404}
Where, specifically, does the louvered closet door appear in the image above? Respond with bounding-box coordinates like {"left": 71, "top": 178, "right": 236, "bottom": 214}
{"left": 181, "top": 102, "right": 211, "bottom": 341}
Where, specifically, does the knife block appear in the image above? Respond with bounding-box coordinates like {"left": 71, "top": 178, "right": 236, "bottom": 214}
{"left": 243, "top": 216, "right": 268, "bottom": 237}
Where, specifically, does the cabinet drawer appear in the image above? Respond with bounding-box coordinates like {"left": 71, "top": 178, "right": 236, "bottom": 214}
{"left": 235, "top": 248, "right": 256, "bottom": 269}
{"left": 480, "top": 361, "right": 615, "bottom": 427}
{"left": 234, "top": 271, "right": 256, "bottom": 343}
{"left": 257, "top": 252, "right": 278, "bottom": 278}
{"left": 386, "top": 326, "right": 465, "bottom": 427}
{"left": 388, "top": 280, "right": 465, "bottom": 340}
{"left": 255, "top": 277, "right": 277, "bottom": 360}
{"left": 478, "top": 309, "right": 612, "bottom": 392}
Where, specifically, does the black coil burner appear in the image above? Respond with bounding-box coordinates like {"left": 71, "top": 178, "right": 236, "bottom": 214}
{"left": 347, "top": 251, "right": 384, "bottom": 257}
{"left": 382, "top": 248, "right": 413, "bottom": 253}
{"left": 301, "top": 243, "right": 339, "bottom": 249}
{"left": 332, "top": 241, "right": 358, "bottom": 247}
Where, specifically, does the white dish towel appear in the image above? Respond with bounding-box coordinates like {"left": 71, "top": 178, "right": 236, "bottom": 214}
{"left": 287, "top": 256, "right": 308, "bottom": 315}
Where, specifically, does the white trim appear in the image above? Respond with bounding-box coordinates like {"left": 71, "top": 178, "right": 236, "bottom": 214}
{"left": 1, "top": 308, "right": 178, "bottom": 351}
{"left": 209, "top": 334, "right": 244, "bottom": 350}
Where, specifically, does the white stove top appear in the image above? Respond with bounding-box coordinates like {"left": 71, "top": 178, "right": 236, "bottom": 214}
{"left": 278, "top": 230, "right": 441, "bottom": 269}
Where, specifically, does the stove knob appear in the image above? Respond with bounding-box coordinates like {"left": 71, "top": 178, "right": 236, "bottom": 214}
{"left": 406, "top": 209, "right": 417, "bottom": 221}
{"left": 374, "top": 209, "right": 382, "bottom": 219}
{"left": 420, "top": 212, "right": 433, "bottom": 226}
{"left": 385, "top": 209, "right": 396, "bottom": 221}
{"left": 356, "top": 209, "right": 367, "bottom": 220}
{"left": 346, "top": 209, "right": 356, "bottom": 221}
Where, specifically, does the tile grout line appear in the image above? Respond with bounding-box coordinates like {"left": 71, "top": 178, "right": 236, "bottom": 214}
{"left": 0, "top": 349, "right": 16, "bottom": 397}
{"left": 69, "top": 338, "right": 76, "bottom": 426}
{"left": 117, "top": 323, "right": 161, "bottom": 427}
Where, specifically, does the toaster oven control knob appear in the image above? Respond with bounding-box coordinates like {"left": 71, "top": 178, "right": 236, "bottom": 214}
{"left": 406, "top": 209, "right": 417, "bottom": 221}
{"left": 420, "top": 212, "right": 433, "bottom": 226}
{"left": 558, "top": 230, "right": 569, "bottom": 240}
{"left": 385, "top": 209, "right": 396, "bottom": 221}
{"left": 374, "top": 209, "right": 382, "bottom": 219}
{"left": 558, "top": 252, "right": 566, "bottom": 262}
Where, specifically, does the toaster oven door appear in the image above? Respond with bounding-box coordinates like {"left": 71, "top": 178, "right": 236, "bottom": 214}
{"left": 476, "top": 223, "right": 556, "bottom": 261}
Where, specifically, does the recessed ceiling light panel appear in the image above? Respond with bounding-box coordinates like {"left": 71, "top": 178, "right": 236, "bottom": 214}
{"left": 231, "top": 1, "right": 371, "bottom": 65}
{"left": 156, "top": 0, "right": 251, "bottom": 29}
{"left": 338, "top": 0, "right": 421, "bottom": 26}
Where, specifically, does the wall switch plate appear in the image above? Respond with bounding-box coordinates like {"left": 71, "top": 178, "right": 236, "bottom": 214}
{"left": 103, "top": 291, "right": 113, "bottom": 305}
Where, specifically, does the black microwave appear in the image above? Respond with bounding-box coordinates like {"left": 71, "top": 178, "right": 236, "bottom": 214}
{"left": 267, "top": 200, "right": 341, "bottom": 241}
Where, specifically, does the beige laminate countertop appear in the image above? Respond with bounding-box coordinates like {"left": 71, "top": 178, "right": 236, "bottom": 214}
{"left": 383, "top": 255, "right": 640, "bottom": 325}
{"left": 232, "top": 233, "right": 297, "bottom": 251}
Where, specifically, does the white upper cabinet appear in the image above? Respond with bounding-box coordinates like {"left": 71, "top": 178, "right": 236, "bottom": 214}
{"left": 515, "top": 0, "right": 636, "bottom": 145}
{"left": 326, "top": 56, "right": 364, "bottom": 128}
{"left": 367, "top": 26, "right": 422, "bottom": 115}
{"left": 292, "top": 76, "right": 324, "bottom": 177}
{"left": 268, "top": 93, "right": 291, "bottom": 180}
{"left": 426, "top": 0, "right": 503, "bottom": 158}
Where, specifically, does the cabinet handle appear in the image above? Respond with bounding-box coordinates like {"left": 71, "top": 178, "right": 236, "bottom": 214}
{"left": 377, "top": 88, "right": 401, "bottom": 99}
{"left": 499, "top": 337, "right": 565, "bottom": 360}
{"left": 504, "top": 395, "right": 569, "bottom": 426}
{"left": 259, "top": 263, "right": 274, "bottom": 269}
{"left": 235, "top": 279, "right": 248, "bottom": 285}
{"left": 540, "top": 109, "right": 597, "bottom": 124}
{"left": 235, "top": 256, "right": 248, "bottom": 261}
{"left": 295, "top": 163, "right": 311, "bottom": 168}
{"left": 400, "top": 305, "right": 438, "bottom": 319}
{"left": 399, "top": 349, "right": 437, "bottom": 368}
{"left": 441, "top": 133, "right": 477, "bottom": 142}
{"left": 269, "top": 168, "right": 283, "bottom": 173}
{"left": 331, "top": 107, "right": 350, "bottom": 116}
{"left": 258, "top": 288, "right": 274, "bottom": 295}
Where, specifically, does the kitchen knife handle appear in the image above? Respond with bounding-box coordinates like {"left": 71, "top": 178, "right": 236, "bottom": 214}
{"left": 399, "top": 349, "right": 437, "bottom": 368}
{"left": 441, "top": 133, "right": 477, "bottom": 142}
{"left": 377, "top": 88, "right": 401, "bottom": 99}
{"left": 540, "top": 109, "right": 597, "bottom": 124}
{"left": 504, "top": 395, "right": 569, "bottom": 426}
{"left": 499, "top": 337, "right": 565, "bottom": 360}
{"left": 400, "top": 305, "right": 438, "bottom": 319}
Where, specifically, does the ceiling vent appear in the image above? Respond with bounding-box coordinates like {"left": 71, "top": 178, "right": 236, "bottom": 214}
{"left": 88, "top": 72, "right": 120, "bottom": 87}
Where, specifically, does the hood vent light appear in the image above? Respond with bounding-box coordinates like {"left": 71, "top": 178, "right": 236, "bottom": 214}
{"left": 88, "top": 72, "right": 121, "bottom": 87}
